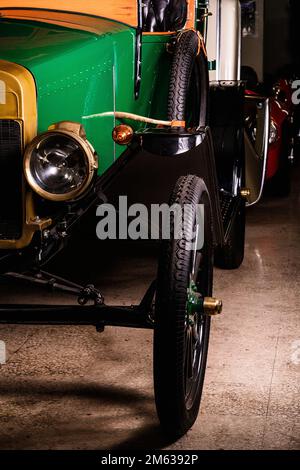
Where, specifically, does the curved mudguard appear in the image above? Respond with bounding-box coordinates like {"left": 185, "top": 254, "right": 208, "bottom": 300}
{"left": 209, "top": 81, "right": 245, "bottom": 195}
{"left": 209, "top": 81, "right": 270, "bottom": 206}
{"left": 101, "top": 127, "right": 224, "bottom": 246}
{"left": 244, "top": 97, "right": 270, "bottom": 206}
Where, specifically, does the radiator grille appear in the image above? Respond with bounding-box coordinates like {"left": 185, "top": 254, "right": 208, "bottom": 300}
{"left": 0, "top": 120, "right": 23, "bottom": 240}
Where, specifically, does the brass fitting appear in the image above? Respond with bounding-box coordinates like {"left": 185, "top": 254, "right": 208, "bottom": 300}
{"left": 240, "top": 188, "right": 251, "bottom": 199}
{"left": 203, "top": 297, "right": 223, "bottom": 316}
{"left": 112, "top": 124, "right": 134, "bottom": 145}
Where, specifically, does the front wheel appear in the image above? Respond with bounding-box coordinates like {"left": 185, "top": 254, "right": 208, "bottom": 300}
{"left": 154, "top": 175, "right": 214, "bottom": 438}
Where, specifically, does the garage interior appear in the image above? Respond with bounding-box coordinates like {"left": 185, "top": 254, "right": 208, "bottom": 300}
{"left": 0, "top": 0, "right": 299, "bottom": 451}
{"left": 0, "top": 167, "right": 299, "bottom": 450}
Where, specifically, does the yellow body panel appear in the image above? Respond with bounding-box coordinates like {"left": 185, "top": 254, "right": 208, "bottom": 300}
{"left": 0, "top": 59, "right": 51, "bottom": 249}
{"left": 0, "top": 60, "right": 36, "bottom": 144}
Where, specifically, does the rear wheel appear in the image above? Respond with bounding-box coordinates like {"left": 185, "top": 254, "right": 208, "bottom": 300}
{"left": 154, "top": 175, "right": 214, "bottom": 438}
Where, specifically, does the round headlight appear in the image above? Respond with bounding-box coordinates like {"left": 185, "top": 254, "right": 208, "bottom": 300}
{"left": 24, "top": 122, "right": 97, "bottom": 201}
{"left": 269, "top": 120, "right": 278, "bottom": 145}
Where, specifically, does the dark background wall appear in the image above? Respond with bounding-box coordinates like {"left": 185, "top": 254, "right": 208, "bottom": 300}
{"left": 264, "top": 0, "right": 292, "bottom": 81}
{"left": 289, "top": 0, "right": 300, "bottom": 72}
{"left": 242, "top": 0, "right": 295, "bottom": 83}
{"left": 242, "top": 0, "right": 264, "bottom": 81}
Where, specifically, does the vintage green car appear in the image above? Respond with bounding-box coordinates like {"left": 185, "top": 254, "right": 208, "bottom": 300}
{"left": 0, "top": 0, "right": 248, "bottom": 438}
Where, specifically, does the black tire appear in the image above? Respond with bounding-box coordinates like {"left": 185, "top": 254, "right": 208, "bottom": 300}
{"left": 154, "top": 175, "right": 213, "bottom": 438}
{"left": 168, "top": 30, "right": 208, "bottom": 128}
{"left": 214, "top": 200, "right": 246, "bottom": 270}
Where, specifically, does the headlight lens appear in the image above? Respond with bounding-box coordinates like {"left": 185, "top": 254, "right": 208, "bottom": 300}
{"left": 24, "top": 123, "right": 97, "bottom": 201}
{"left": 269, "top": 120, "right": 278, "bottom": 145}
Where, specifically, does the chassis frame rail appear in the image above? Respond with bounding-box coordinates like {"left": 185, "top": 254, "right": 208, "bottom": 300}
{"left": 0, "top": 270, "right": 156, "bottom": 329}
{"left": 0, "top": 303, "right": 154, "bottom": 329}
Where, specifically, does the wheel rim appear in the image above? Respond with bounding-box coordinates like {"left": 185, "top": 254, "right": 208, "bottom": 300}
{"left": 184, "top": 303, "right": 205, "bottom": 409}
{"left": 184, "top": 220, "right": 212, "bottom": 410}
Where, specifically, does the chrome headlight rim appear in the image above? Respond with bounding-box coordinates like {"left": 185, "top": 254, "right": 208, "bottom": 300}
{"left": 24, "top": 122, "right": 98, "bottom": 202}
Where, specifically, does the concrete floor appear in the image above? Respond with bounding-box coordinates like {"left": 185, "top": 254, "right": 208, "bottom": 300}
{"left": 0, "top": 175, "right": 299, "bottom": 450}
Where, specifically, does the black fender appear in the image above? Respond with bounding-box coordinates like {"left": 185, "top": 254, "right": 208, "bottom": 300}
{"left": 209, "top": 82, "right": 246, "bottom": 195}
{"left": 103, "top": 127, "right": 224, "bottom": 246}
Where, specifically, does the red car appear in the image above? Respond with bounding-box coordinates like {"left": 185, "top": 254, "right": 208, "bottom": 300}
{"left": 243, "top": 67, "right": 293, "bottom": 197}
{"left": 266, "top": 78, "right": 294, "bottom": 195}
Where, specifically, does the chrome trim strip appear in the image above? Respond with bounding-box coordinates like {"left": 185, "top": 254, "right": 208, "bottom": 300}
{"left": 246, "top": 99, "right": 270, "bottom": 207}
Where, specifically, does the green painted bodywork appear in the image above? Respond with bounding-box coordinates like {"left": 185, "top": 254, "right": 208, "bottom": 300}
{"left": 0, "top": 16, "right": 172, "bottom": 174}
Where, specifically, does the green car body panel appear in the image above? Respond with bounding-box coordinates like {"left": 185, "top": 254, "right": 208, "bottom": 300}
{"left": 0, "top": 17, "right": 172, "bottom": 174}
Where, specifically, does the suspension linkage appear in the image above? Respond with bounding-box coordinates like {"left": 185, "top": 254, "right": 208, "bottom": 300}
{"left": 2, "top": 270, "right": 104, "bottom": 306}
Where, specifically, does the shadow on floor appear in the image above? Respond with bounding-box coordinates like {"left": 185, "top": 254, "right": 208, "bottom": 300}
{"left": 0, "top": 378, "right": 176, "bottom": 450}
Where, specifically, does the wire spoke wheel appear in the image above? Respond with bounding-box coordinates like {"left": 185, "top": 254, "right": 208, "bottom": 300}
{"left": 154, "top": 175, "right": 213, "bottom": 438}
{"left": 184, "top": 313, "right": 205, "bottom": 407}
{"left": 185, "top": 216, "right": 212, "bottom": 409}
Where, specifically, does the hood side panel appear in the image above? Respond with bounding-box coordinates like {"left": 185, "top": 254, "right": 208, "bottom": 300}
{"left": 0, "top": 19, "right": 171, "bottom": 174}
{"left": 0, "top": 19, "right": 135, "bottom": 173}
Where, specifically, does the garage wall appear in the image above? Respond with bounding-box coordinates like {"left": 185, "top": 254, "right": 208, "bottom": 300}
{"left": 241, "top": 0, "right": 264, "bottom": 81}
{"left": 264, "top": 0, "right": 292, "bottom": 80}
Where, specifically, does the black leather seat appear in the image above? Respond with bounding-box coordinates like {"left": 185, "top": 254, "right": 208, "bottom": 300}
{"left": 142, "top": 0, "right": 188, "bottom": 32}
